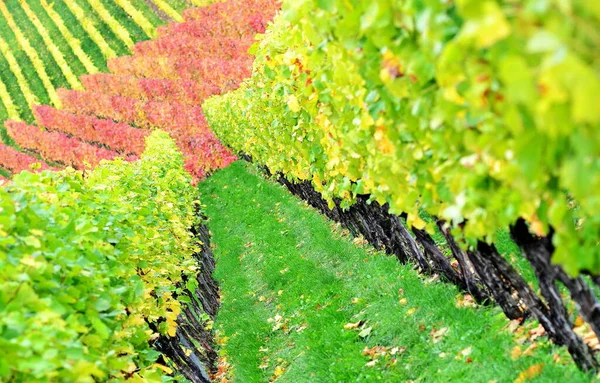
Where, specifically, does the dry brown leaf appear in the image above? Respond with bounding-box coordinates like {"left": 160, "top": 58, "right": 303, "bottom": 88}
{"left": 455, "top": 293, "right": 477, "bottom": 308}
{"left": 522, "top": 343, "right": 538, "bottom": 356}
{"left": 353, "top": 236, "right": 368, "bottom": 246}
{"left": 507, "top": 319, "right": 522, "bottom": 333}
{"left": 455, "top": 346, "right": 473, "bottom": 360}
{"left": 553, "top": 353, "right": 562, "bottom": 364}
{"left": 528, "top": 324, "right": 545, "bottom": 341}
{"left": 583, "top": 331, "right": 600, "bottom": 351}
{"left": 430, "top": 327, "right": 449, "bottom": 344}
{"left": 344, "top": 320, "right": 363, "bottom": 330}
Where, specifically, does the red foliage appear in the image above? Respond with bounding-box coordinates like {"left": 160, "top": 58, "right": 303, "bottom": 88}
{"left": 34, "top": 105, "right": 148, "bottom": 155}
{"left": 59, "top": 89, "right": 208, "bottom": 133}
{"left": 80, "top": 73, "right": 219, "bottom": 105}
{"left": 0, "top": 141, "right": 53, "bottom": 174}
{"left": 6, "top": 121, "right": 130, "bottom": 169}
{"left": 132, "top": 36, "right": 250, "bottom": 59}
{"left": 152, "top": 0, "right": 275, "bottom": 42}
{"left": 108, "top": 55, "right": 252, "bottom": 88}
{"left": 57, "top": 89, "right": 236, "bottom": 178}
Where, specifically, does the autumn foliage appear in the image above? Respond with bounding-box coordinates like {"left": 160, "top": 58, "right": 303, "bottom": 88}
{"left": 6, "top": 121, "right": 125, "bottom": 169}
{"left": 1, "top": 0, "right": 280, "bottom": 182}
{"left": 0, "top": 141, "right": 52, "bottom": 173}
{"left": 34, "top": 105, "right": 148, "bottom": 155}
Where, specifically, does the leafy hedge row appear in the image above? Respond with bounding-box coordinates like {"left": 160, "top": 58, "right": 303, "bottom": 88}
{"left": 204, "top": 0, "right": 600, "bottom": 276}
{"left": 0, "top": 131, "right": 200, "bottom": 381}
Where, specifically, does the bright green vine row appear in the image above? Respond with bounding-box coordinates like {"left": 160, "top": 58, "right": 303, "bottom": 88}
{"left": 203, "top": 0, "right": 600, "bottom": 275}
{"left": 0, "top": 131, "right": 201, "bottom": 382}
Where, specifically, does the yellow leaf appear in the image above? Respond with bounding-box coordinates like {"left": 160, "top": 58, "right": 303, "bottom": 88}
{"left": 286, "top": 95, "right": 301, "bottom": 113}
{"left": 511, "top": 346, "right": 522, "bottom": 360}
{"left": 152, "top": 363, "right": 173, "bottom": 375}
{"left": 273, "top": 365, "right": 285, "bottom": 377}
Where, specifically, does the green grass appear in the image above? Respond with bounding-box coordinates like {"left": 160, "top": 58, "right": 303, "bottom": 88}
{"left": 27, "top": 1, "right": 88, "bottom": 78}
{"left": 198, "top": 161, "right": 591, "bottom": 382}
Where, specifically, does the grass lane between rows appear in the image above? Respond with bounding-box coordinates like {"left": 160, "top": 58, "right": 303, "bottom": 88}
{"left": 198, "top": 161, "right": 590, "bottom": 382}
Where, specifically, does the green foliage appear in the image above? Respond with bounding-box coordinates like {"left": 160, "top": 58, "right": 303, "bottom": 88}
{"left": 203, "top": 0, "right": 600, "bottom": 275}
{"left": 0, "top": 131, "right": 200, "bottom": 382}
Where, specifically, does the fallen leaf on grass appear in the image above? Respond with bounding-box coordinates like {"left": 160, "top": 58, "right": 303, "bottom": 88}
{"left": 362, "top": 346, "right": 388, "bottom": 357}
{"left": 353, "top": 236, "right": 368, "bottom": 246}
{"left": 511, "top": 346, "right": 522, "bottom": 360}
{"left": 399, "top": 298, "right": 408, "bottom": 305}
{"left": 455, "top": 293, "right": 477, "bottom": 308}
{"left": 522, "top": 343, "right": 538, "bottom": 356}
{"left": 358, "top": 326, "right": 373, "bottom": 338}
{"left": 514, "top": 363, "right": 544, "bottom": 383}
{"left": 574, "top": 322, "right": 600, "bottom": 351}
{"left": 507, "top": 318, "right": 523, "bottom": 333}
{"left": 270, "top": 365, "right": 285, "bottom": 380}
{"left": 390, "top": 346, "right": 406, "bottom": 355}
{"left": 407, "top": 308, "right": 417, "bottom": 316}
{"left": 430, "top": 327, "right": 449, "bottom": 344}
{"left": 344, "top": 321, "right": 363, "bottom": 330}
{"left": 528, "top": 324, "right": 545, "bottom": 341}
{"left": 455, "top": 346, "right": 473, "bottom": 360}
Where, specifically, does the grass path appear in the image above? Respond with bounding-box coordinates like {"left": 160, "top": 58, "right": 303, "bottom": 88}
{"left": 198, "top": 161, "right": 590, "bottom": 382}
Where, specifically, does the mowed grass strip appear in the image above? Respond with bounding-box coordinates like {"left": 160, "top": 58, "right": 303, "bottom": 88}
{"left": 38, "top": 0, "right": 101, "bottom": 74}
{"left": 0, "top": 0, "right": 61, "bottom": 106}
{"left": 0, "top": 0, "right": 167, "bottom": 126}
{"left": 17, "top": 1, "right": 82, "bottom": 90}
{"left": 0, "top": 31, "right": 39, "bottom": 120}
{"left": 198, "top": 161, "right": 591, "bottom": 383}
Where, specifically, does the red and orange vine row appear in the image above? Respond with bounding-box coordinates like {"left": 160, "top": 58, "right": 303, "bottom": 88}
{"left": 1, "top": 0, "right": 279, "bottom": 182}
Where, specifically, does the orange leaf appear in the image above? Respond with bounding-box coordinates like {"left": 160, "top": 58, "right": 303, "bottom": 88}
{"left": 514, "top": 363, "right": 544, "bottom": 383}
